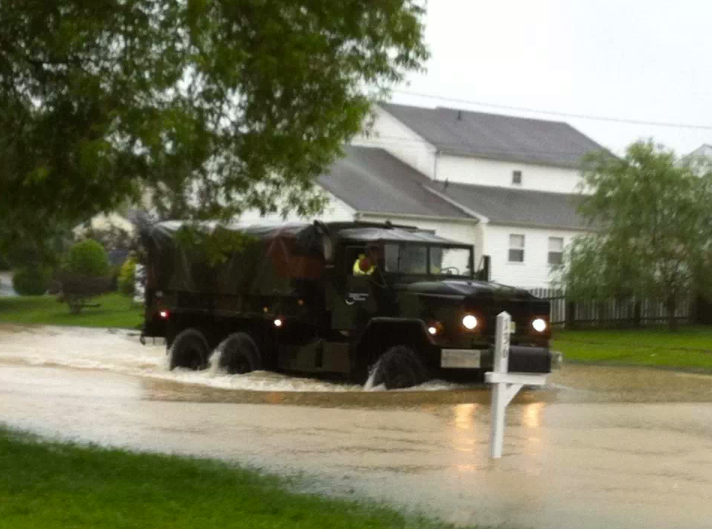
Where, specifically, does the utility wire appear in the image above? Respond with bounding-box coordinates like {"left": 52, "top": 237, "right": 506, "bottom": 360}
{"left": 391, "top": 89, "right": 712, "bottom": 131}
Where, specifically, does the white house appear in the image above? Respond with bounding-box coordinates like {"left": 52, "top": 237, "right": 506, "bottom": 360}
{"left": 290, "top": 103, "right": 603, "bottom": 289}
{"left": 105, "top": 103, "right": 604, "bottom": 289}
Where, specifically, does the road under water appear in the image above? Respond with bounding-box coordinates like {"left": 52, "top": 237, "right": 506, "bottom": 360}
{"left": 2, "top": 323, "right": 712, "bottom": 529}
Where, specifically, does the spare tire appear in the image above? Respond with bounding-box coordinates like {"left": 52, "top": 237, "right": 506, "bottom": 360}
{"left": 370, "top": 346, "right": 427, "bottom": 390}
{"left": 169, "top": 328, "right": 210, "bottom": 371}
{"left": 216, "top": 332, "right": 262, "bottom": 374}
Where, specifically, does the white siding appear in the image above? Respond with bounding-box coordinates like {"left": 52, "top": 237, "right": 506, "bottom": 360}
{"left": 238, "top": 191, "right": 356, "bottom": 223}
{"left": 357, "top": 213, "right": 482, "bottom": 263}
{"left": 485, "top": 224, "right": 586, "bottom": 288}
{"left": 437, "top": 154, "right": 583, "bottom": 194}
{"left": 351, "top": 106, "right": 437, "bottom": 179}
{"left": 474, "top": 223, "right": 487, "bottom": 269}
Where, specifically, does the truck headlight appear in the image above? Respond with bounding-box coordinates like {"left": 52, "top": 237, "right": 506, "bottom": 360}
{"left": 462, "top": 314, "right": 478, "bottom": 330}
{"left": 532, "top": 318, "right": 547, "bottom": 332}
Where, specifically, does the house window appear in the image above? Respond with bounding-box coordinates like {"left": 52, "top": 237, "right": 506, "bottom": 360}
{"left": 512, "top": 170, "right": 522, "bottom": 185}
{"left": 548, "top": 237, "right": 564, "bottom": 265}
{"left": 508, "top": 234, "right": 525, "bottom": 262}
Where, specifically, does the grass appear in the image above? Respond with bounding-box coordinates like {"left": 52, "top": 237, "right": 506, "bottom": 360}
{"left": 552, "top": 325, "right": 712, "bottom": 371}
{"left": 0, "top": 293, "right": 142, "bottom": 329}
{"left": 0, "top": 426, "right": 476, "bottom": 529}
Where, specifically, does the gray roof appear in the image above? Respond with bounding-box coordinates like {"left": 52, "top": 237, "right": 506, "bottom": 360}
{"left": 687, "top": 144, "right": 712, "bottom": 159}
{"left": 320, "top": 146, "right": 590, "bottom": 231}
{"left": 433, "top": 182, "right": 590, "bottom": 230}
{"left": 317, "top": 146, "right": 470, "bottom": 220}
{"left": 380, "top": 103, "right": 605, "bottom": 169}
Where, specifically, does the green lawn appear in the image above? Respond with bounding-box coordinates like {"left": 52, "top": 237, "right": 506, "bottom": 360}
{"left": 552, "top": 325, "right": 712, "bottom": 371}
{"left": 0, "top": 293, "right": 142, "bottom": 329}
{"left": 0, "top": 426, "right": 476, "bottom": 529}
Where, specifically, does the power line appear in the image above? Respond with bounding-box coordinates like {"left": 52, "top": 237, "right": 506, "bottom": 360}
{"left": 391, "top": 89, "right": 712, "bottom": 131}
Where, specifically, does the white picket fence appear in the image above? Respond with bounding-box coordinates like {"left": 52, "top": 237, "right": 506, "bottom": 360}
{"left": 528, "top": 287, "right": 693, "bottom": 327}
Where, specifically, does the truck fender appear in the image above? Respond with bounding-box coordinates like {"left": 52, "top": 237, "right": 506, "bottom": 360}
{"left": 354, "top": 318, "right": 436, "bottom": 373}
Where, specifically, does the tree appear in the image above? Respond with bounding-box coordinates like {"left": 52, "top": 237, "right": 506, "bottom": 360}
{"left": 0, "top": 0, "right": 428, "bottom": 252}
{"left": 559, "top": 140, "right": 712, "bottom": 330}
{"left": 65, "top": 240, "right": 110, "bottom": 277}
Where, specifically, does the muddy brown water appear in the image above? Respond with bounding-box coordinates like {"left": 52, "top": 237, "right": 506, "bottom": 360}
{"left": 1, "top": 323, "right": 712, "bottom": 529}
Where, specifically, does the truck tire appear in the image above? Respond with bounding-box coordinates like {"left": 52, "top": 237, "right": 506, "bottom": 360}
{"left": 217, "top": 332, "right": 262, "bottom": 375}
{"left": 370, "top": 346, "right": 427, "bottom": 390}
{"left": 169, "top": 328, "right": 210, "bottom": 371}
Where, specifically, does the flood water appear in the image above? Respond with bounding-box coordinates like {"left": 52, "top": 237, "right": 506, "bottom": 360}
{"left": 2, "top": 323, "right": 712, "bottom": 529}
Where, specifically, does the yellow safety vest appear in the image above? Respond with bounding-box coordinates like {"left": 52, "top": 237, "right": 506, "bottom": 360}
{"left": 352, "top": 254, "right": 375, "bottom": 275}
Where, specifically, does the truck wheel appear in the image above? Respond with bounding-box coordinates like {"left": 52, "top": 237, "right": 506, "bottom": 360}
{"left": 169, "top": 328, "right": 210, "bottom": 371}
{"left": 217, "top": 333, "right": 262, "bottom": 375}
{"left": 370, "top": 346, "right": 427, "bottom": 390}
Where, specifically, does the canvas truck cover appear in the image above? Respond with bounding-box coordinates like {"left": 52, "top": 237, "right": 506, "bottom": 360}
{"left": 144, "top": 220, "right": 468, "bottom": 295}
{"left": 144, "top": 221, "right": 326, "bottom": 295}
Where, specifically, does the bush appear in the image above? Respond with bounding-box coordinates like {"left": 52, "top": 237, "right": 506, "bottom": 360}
{"left": 59, "top": 240, "right": 111, "bottom": 313}
{"left": 109, "top": 264, "right": 121, "bottom": 292}
{"left": 57, "top": 273, "right": 113, "bottom": 314}
{"left": 12, "top": 267, "right": 52, "bottom": 296}
{"left": 118, "top": 257, "right": 136, "bottom": 296}
{"left": 65, "top": 240, "right": 109, "bottom": 277}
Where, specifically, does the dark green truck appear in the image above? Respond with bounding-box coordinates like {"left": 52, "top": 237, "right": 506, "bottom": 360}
{"left": 141, "top": 220, "right": 553, "bottom": 388}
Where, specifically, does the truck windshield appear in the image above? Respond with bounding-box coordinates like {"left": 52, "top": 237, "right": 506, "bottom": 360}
{"left": 384, "top": 244, "right": 472, "bottom": 277}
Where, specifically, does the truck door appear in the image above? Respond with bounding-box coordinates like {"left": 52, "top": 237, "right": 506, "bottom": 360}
{"left": 331, "top": 246, "right": 378, "bottom": 330}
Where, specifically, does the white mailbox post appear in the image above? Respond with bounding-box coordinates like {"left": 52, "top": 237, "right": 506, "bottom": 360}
{"left": 485, "top": 311, "right": 548, "bottom": 459}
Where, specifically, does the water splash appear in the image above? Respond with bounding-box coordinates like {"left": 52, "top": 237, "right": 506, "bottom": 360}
{"left": 0, "top": 325, "right": 466, "bottom": 393}
{"left": 363, "top": 358, "right": 383, "bottom": 392}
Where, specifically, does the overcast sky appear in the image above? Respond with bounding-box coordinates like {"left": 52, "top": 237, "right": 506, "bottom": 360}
{"left": 391, "top": 0, "right": 712, "bottom": 155}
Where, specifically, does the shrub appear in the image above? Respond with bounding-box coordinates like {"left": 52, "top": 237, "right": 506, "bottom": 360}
{"left": 57, "top": 273, "right": 113, "bottom": 314}
{"left": 118, "top": 257, "right": 136, "bottom": 296}
{"left": 109, "top": 264, "right": 122, "bottom": 291}
{"left": 12, "top": 267, "right": 52, "bottom": 296}
{"left": 65, "top": 240, "right": 109, "bottom": 277}
{"left": 59, "top": 240, "right": 111, "bottom": 313}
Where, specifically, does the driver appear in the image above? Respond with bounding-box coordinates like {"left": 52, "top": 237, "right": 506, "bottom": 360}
{"left": 353, "top": 244, "right": 382, "bottom": 276}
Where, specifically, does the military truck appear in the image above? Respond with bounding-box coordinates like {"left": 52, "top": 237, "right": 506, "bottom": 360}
{"left": 141, "top": 220, "right": 553, "bottom": 388}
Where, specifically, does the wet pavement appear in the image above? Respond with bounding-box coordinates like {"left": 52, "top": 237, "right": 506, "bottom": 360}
{"left": 1, "top": 324, "right": 712, "bottom": 528}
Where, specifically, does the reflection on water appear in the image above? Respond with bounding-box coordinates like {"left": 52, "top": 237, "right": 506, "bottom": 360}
{"left": 522, "top": 401, "right": 544, "bottom": 428}
{"left": 454, "top": 403, "right": 477, "bottom": 431}
{"left": 451, "top": 403, "right": 481, "bottom": 459}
